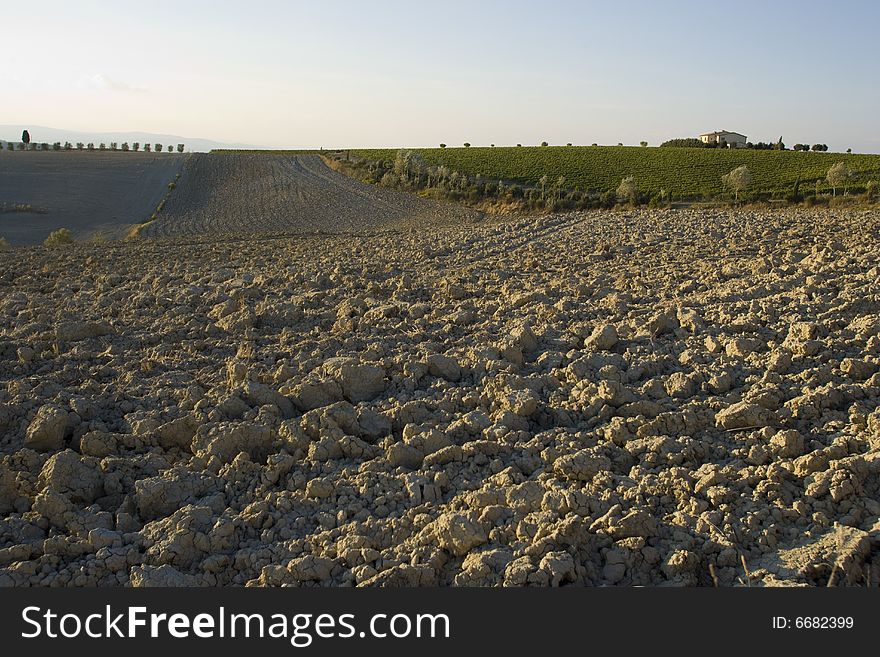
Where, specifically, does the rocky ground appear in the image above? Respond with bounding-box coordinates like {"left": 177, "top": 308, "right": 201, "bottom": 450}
{"left": 1, "top": 207, "right": 879, "bottom": 587}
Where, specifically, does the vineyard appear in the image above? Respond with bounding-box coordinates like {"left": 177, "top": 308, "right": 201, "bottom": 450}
{"left": 348, "top": 146, "right": 880, "bottom": 199}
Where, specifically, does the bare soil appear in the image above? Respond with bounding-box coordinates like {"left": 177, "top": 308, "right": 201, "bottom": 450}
{"left": 1, "top": 205, "right": 879, "bottom": 587}
{"left": 0, "top": 152, "right": 184, "bottom": 245}
{"left": 140, "top": 154, "right": 481, "bottom": 238}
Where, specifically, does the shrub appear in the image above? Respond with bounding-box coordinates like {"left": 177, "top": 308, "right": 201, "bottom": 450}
{"left": 785, "top": 178, "right": 803, "bottom": 204}
{"left": 64, "top": 142, "right": 72, "bottom": 150}
{"left": 143, "top": 143, "right": 151, "bottom": 152}
{"left": 52, "top": 142, "right": 61, "bottom": 151}
{"left": 826, "top": 161, "right": 851, "bottom": 196}
{"left": 176, "top": 144, "right": 184, "bottom": 153}
{"left": 463, "top": 143, "right": 470, "bottom": 148}
{"left": 865, "top": 180, "right": 878, "bottom": 201}
{"left": 76, "top": 142, "right": 84, "bottom": 150}
{"left": 640, "top": 141, "right": 648, "bottom": 147}
{"left": 40, "top": 142, "right": 49, "bottom": 150}
{"left": 439, "top": 143, "right": 446, "bottom": 148}
{"left": 111, "top": 142, "right": 118, "bottom": 150}
{"left": 87, "top": 143, "right": 95, "bottom": 151}
{"left": 599, "top": 189, "right": 617, "bottom": 208}
{"left": 154, "top": 143, "right": 162, "bottom": 152}
{"left": 99, "top": 143, "right": 106, "bottom": 150}
{"left": 44, "top": 228, "right": 74, "bottom": 247}
{"left": 616, "top": 176, "right": 637, "bottom": 203}
{"left": 167, "top": 145, "right": 173, "bottom": 153}
{"left": 121, "top": 142, "right": 129, "bottom": 151}
{"left": 538, "top": 174, "right": 549, "bottom": 199}
{"left": 660, "top": 137, "right": 706, "bottom": 148}
{"left": 540, "top": 141, "right": 548, "bottom": 147}
{"left": 721, "top": 165, "right": 751, "bottom": 201}
{"left": 132, "top": 142, "right": 140, "bottom": 151}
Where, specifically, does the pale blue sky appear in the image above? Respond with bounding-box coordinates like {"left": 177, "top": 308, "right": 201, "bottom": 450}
{"left": 4, "top": 0, "right": 879, "bottom": 152}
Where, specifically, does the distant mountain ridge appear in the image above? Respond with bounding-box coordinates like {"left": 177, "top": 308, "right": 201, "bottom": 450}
{"left": 0, "top": 125, "right": 262, "bottom": 152}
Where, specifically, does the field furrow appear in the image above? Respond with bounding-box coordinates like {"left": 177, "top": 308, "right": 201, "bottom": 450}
{"left": 142, "top": 153, "right": 480, "bottom": 238}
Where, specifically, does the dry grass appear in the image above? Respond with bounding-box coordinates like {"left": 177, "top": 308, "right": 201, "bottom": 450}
{"left": 0, "top": 202, "right": 46, "bottom": 214}
{"left": 43, "top": 228, "right": 74, "bottom": 247}
{"left": 740, "top": 554, "right": 753, "bottom": 588}
{"left": 125, "top": 222, "right": 149, "bottom": 241}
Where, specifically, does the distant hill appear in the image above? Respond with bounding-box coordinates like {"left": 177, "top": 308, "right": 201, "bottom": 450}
{"left": 0, "top": 125, "right": 262, "bottom": 153}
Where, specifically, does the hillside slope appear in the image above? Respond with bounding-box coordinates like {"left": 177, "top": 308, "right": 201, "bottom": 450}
{"left": 141, "top": 153, "right": 480, "bottom": 238}
{"left": 352, "top": 146, "right": 880, "bottom": 199}
{"left": 0, "top": 152, "right": 184, "bottom": 245}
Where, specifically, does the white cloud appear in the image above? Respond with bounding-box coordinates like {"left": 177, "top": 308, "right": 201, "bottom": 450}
{"left": 87, "top": 73, "right": 146, "bottom": 93}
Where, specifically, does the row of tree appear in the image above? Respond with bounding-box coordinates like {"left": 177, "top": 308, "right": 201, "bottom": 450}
{"left": 333, "top": 150, "right": 875, "bottom": 213}
{"left": 662, "top": 138, "right": 833, "bottom": 152}
{"left": 4, "top": 142, "right": 185, "bottom": 152}
{"left": 747, "top": 139, "right": 831, "bottom": 151}
{"left": 334, "top": 150, "right": 675, "bottom": 211}
{"left": 721, "top": 161, "right": 861, "bottom": 199}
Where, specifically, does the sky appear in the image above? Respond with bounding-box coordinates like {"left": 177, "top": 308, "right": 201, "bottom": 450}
{"left": 3, "top": 0, "right": 880, "bottom": 152}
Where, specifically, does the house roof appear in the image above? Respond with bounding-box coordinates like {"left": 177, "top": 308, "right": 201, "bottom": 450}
{"left": 700, "top": 130, "right": 747, "bottom": 138}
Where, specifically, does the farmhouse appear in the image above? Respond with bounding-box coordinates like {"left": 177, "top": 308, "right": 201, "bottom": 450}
{"left": 699, "top": 130, "right": 747, "bottom": 148}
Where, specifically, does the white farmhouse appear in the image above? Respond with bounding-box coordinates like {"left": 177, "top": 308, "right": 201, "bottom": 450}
{"left": 699, "top": 130, "right": 748, "bottom": 148}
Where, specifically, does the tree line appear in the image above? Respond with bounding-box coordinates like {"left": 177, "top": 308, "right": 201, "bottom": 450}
{"left": 722, "top": 161, "right": 866, "bottom": 200}
{"left": 4, "top": 141, "right": 185, "bottom": 153}
{"left": 661, "top": 137, "right": 831, "bottom": 151}
{"left": 328, "top": 150, "right": 878, "bottom": 212}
